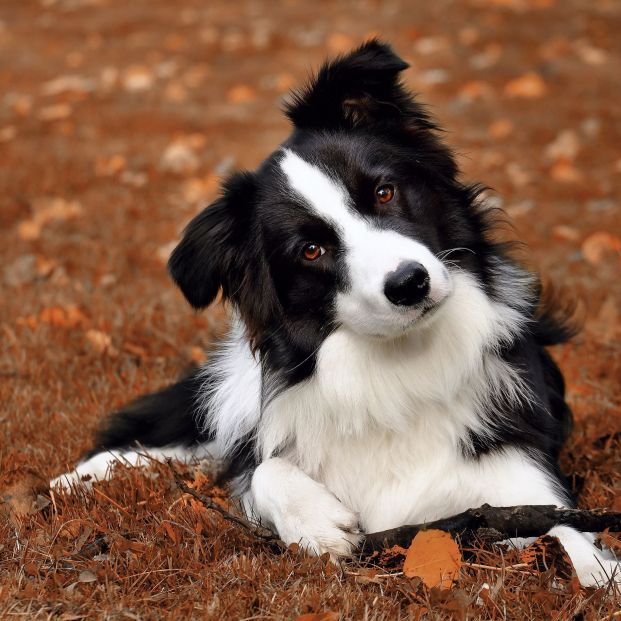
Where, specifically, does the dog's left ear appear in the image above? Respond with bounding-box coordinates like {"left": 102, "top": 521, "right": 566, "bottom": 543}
{"left": 285, "top": 39, "right": 433, "bottom": 131}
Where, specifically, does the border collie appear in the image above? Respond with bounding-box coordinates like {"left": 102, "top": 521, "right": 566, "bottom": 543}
{"left": 52, "top": 40, "right": 620, "bottom": 588}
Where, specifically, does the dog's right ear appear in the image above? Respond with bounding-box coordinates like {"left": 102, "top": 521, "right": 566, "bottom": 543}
{"left": 168, "top": 172, "right": 256, "bottom": 310}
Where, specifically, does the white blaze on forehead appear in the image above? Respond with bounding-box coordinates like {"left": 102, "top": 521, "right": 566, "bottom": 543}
{"left": 278, "top": 148, "right": 452, "bottom": 338}
{"left": 279, "top": 148, "right": 353, "bottom": 230}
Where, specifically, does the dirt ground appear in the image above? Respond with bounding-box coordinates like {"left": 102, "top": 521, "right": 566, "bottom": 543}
{"left": 1, "top": 0, "right": 620, "bottom": 619}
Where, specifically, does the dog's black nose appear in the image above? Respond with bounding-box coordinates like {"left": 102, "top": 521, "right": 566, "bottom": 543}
{"left": 384, "top": 262, "right": 430, "bottom": 306}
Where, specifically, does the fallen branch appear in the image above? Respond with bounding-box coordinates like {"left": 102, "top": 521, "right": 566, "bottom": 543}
{"left": 167, "top": 465, "right": 621, "bottom": 555}
{"left": 362, "top": 504, "right": 621, "bottom": 553}
{"left": 166, "top": 460, "right": 277, "bottom": 542}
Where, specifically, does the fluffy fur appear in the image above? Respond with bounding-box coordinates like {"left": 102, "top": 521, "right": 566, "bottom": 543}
{"left": 52, "top": 40, "right": 619, "bottom": 588}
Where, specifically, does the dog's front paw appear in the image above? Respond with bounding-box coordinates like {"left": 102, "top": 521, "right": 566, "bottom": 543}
{"left": 276, "top": 489, "right": 362, "bottom": 559}
{"left": 250, "top": 458, "right": 362, "bottom": 560}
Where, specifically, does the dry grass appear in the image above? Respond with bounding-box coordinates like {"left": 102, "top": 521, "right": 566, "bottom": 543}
{"left": 1, "top": 0, "right": 620, "bottom": 618}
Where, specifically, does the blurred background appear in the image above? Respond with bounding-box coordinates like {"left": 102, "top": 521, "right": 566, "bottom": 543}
{"left": 0, "top": 0, "right": 620, "bottom": 615}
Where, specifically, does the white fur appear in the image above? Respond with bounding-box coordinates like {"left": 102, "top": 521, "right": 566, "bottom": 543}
{"left": 197, "top": 314, "right": 262, "bottom": 453}
{"left": 279, "top": 149, "right": 452, "bottom": 338}
{"left": 51, "top": 149, "right": 620, "bottom": 587}
{"left": 249, "top": 457, "right": 361, "bottom": 558}
{"left": 50, "top": 443, "right": 218, "bottom": 491}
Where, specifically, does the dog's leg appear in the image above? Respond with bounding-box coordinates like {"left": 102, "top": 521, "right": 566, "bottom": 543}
{"left": 481, "top": 451, "right": 620, "bottom": 588}
{"left": 51, "top": 371, "right": 219, "bottom": 491}
{"left": 248, "top": 457, "right": 362, "bottom": 559}
{"left": 547, "top": 526, "right": 620, "bottom": 588}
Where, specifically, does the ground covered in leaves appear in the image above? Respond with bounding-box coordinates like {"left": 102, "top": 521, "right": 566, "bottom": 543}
{"left": 1, "top": 0, "right": 620, "bottom": 619}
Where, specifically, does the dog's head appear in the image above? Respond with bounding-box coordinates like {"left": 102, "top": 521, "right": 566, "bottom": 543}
{"left": 169, "top": 41, "right": 492, "bottom": 375}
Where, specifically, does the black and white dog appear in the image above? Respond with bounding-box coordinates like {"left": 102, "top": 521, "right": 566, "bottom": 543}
{"left": 53, "top": 41, "right": 619, "bottom": 588}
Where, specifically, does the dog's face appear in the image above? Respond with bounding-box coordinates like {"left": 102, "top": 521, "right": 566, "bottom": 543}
{"left": 169, "top": 41, "right": 489, "bottom": 375}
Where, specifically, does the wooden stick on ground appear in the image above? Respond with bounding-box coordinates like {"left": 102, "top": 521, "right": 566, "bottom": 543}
{"left": 362, "top": 504, "right": 621, "bottom": 553}
{"left": 168, "top": 463, "right": 621, "bottom": 553}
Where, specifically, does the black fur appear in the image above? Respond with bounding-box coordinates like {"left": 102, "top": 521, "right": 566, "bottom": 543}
{"left": 88, "top": 40, "right": 575, "bottom": 504}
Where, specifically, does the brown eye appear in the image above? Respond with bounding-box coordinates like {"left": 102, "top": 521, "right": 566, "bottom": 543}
{"left": 376, "top": 184, "right": 395, "bottom": 204}
{"left": 302, "top": 243, "right": 325, "bottom": 261}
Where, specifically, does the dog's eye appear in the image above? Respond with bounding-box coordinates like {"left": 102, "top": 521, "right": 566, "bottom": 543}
{"left": 302, "top": 243, "right": 325, "bottom": 261}
{"left": 376, "top": 184, "right": 395, "bottom": 205}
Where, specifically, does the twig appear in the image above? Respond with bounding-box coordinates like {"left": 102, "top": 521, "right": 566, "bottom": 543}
{"left": 362, "top": 504, "right": 621, "bottom": 553}
{"left": 166, "top": 460, "right": 277, "bottom": 542}
{"left": 166, "top": 464, "right": 621, "bottom": 558}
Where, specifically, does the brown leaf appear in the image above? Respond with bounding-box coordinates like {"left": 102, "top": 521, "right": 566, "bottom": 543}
{"left": 226, "top": 84, "right": 257, "bottom": 104}
{"left": 1, "top": 475, "right": 48, "bottom": 523}
{"left": 504, "top": 73, "right": 547, "bottom": 98}
{"left": 85, "top": 329, "right": 117, "bottom": 356}
{"left": 40, "top": 304, "right": 88, "bottom": 329}
{"left": 581, "top": 232, "right": 621, "bottom": 264}
{"left": 294, "top": 613, "right": 339, "bottom": 621}
{"left": 403, "top": 529, "right": 462, "bottom": 589}
{"left": 488, "top": 119, "right": 514, "bottom": 139}
{"left": 326, "top": 32, "right": 355, "bottom": 53}
{"left": 550, "top": 159, "right": 583, "bottom": 183}
{"left": 17, "top": 197, "right": 83, "bottom": 241}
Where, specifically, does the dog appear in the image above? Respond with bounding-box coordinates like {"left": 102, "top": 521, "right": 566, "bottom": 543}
{"left": 52, "top": 40, "right": 620, "bottom": 588}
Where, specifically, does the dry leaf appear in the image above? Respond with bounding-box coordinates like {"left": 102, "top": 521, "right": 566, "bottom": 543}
{"left": 123, "top": 65, "right": 154, "bottom": 92}
{"left": 552, "top": 225, "right": 580, "bottom": 241}
{"left": 403, "top": 529, "right": 462, "bottom": 589}
{"left": 550, "top": 160, "right": 583, "bottom": 183}
{"left": 160, "top": 141, "right": 199, "bottom": 174}
{"left": 294, "top": 613, "right": 339, "bottom": 621}
{"left": 326, "top": 32, "right": 355, "bottom": 53}
{"left": 458, "top": 80, "right": 494, "bottom": 101}
{"left": 38, "top": 103, "right": 72, "bottom": 121}
{"left": 85, "top": 329, "right": 118, "bottom": 356}
{"left": 78, "top": 570, "right": 97, "bottom": 583}
{"left": 18, "top": 197, "right": 83, "bottom": 241}
{"left": 504, "top": 73, "right": 547, "bottom": 98}
{"left": 488, "top": 119, "right": 514, "bottom": 139}
{"left": 581, "top": 232, "right": 621, "bottom": 264}
{"left": 545, "top": 129, "right": 580, "bottom": 161}
{"left": 40, "top": 304, "right": 87, "bottom": 328}
{"left": 226, "top": 84, "right": 257, "bottom": 104}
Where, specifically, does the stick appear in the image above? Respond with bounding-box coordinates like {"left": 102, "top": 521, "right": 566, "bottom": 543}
{"left": 166, "top": 460, "right": 277, "bottom": 542}
{"left": 361, "top": 504, "right": 621, "bottom": 553}
{"left": 167, "top": 464, "right": 621, "bottom": 554}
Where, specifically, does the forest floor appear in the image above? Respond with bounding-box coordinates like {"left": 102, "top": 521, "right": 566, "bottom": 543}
{"left": 1, "top": 0, "right": 620, "bottom": 619}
